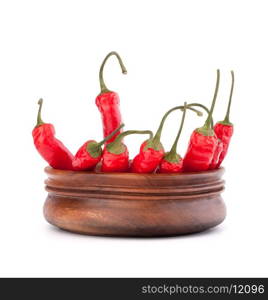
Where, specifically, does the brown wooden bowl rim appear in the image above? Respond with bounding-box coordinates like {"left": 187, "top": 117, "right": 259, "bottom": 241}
{"left": 44, "top": 166, "right": 225, "bottom": 200}
{"left": 45, "top": 166, "right": 224, "bottom": 177}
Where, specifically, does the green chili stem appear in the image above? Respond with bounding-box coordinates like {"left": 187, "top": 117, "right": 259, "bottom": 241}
{"left": 152, "top": 105, "right": 202, "bottom": 146}
{"left": 36, "top": 98, "right": 44, "bottom": 127}
{"left": 99, "top": 51, "right": 127, "bottom": 94}
{"left": 169, "top": 102, "right": 187, "bottom": 155}
{"left": 223, "top": 70, "right": 234, "bottom": 124}
{"left": 114, "top": 130, "right": 153, "bottom": 144}
{"left": 97, "top": 124, "right": 125, "bottom": 146}
{"left": 204, "top": 69, "right": 220, "bottom": 129}
{"left": 187, "top": 103, "right": 209, "bottom": 114}
{"left": 187, "top": 102, "right": 213, "bottom": 127}
{"left": 107, "top": 130, "right": 153, "bottom": 154}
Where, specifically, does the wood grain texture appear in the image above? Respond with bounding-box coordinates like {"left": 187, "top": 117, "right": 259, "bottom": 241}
{"left": 43, "top": 167, "right": 226, "bottom": 237}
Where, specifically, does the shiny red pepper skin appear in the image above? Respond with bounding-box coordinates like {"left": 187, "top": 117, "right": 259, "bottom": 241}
{"left": 159, "top": 158, "right": 183, "bottom": 173}
{"left": 131, "top": 104, "right": 202, "bottom": 174}
{"left": 72, "top": 140, "right": 100, "bottom": 171}
{"left": 210, "top": 70, "right": 235, "bottom": 169}
{"left": 131, "top": 141, "right": 165, "bottom": 173}
{"left": 32, "top": 123, "right": 74, "bottom": 170}
{"left": 158, "top": 103, "right": 193, "bottom": 174}
{"left": 130, "top": 105, "right": 194, "bottom": 174}
{"left": 72, "top": 124, "right": 124, "bottom": 171}
{"left": 209, "top": 137, "right": 224, "bottom": 169}
{"left": 95, "top": 92, "right": 122, "bottom": 143}
{"left": 102, "top": 130, "right": 152, "bottom": 173}
{"left": 183, "top": 131, "right": 218, "bottom": 172}
{"left": 183, "top": 70, "right": 220, "bottom": 172}
{"left": 101, "top": 146, "right": 129, "bottom": 172}
{"left": 96, "top": 52, "right": 127, "bottom": 144}
{"left": 214, "top": 123, "right": 233, "bottom": 167}
{"left": 32, "top": 99, "right": 74, "bottom": 170}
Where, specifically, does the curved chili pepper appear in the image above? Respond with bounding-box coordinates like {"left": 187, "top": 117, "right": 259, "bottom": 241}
{"left": 209, "top": 138, "right": 224, "bottom": 169}
{"left": 213, "top": 70, "right": 235, "bottom": 168}
{"left": 183, "top": 70, "right": 220, "bottom": 172}
{"left": 159, "top": 102, "right": 202, "bottom": 173}
{"left": 130, "top": 105, "right": 202, "bottom": 174}
{"left": 188, "top": 102, "right": 222, "bottom": 170}
{"left": 101, "top": 130, "right": 153, "bottom": 172}
{"left": 32, "top": 99, "right": 74, "bottom": 170}
{"left": 72, "top": 124, "right": 124, "bottom": 171}
{"left": 95, "top": 51, "right": 127, "bottom": 144}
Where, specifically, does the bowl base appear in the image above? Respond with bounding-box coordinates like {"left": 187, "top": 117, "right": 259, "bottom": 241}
{"left": 44, "top": 194, "right": 226, "bottom": 237}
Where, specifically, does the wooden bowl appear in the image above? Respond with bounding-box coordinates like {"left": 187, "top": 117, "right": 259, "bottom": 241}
{"left": 43, "top": 167, "right": 226, "bottom": 237}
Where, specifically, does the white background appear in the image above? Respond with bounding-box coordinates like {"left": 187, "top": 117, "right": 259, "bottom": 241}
{"left": 0, "top": 0, "right": 267, "bottom": 277}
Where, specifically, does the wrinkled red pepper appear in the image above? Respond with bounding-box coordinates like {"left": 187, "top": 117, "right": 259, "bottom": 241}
{"left": 214, "top": 70, "right": 235, "bottom": 168}
{"left": 131, "top": 105, "right": 202, "bottom": 173}
{"left": 101, "top": 130, "right": 153, "bottom": 172}
{"left": 183, "top": 70, "right": 220, "bottom": 172}
{"left": 159, "top": 102, "right": 202, "bottom": 173}
{"left": 72, "top": 124, "right": 124, "bottom": 171}
{"left": 209, "top": 138, "right": 224, "bottom": 169}
{"left": 95, "top": 51, "right": 127, "bottom": 144}
{"left": 32, "top": 99, "right": 74, "bottom": 170}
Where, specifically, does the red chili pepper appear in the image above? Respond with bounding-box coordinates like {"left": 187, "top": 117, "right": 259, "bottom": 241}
{"left": 209, "top": 138, "right": 224, "bottom": 169}
{"left": 95, "top": 51, "right": 127, "bottom": 144}
{"left": 188, "top": 102, "right": 221, "bottom": 170}
{"left": 183, "top": 70, "right": 220, "bottom": 172}
{"left": 72, "top": 124, "right": 124, "bottom": 171}
{"left": 131, "top": 105, "right": 202, "bottom": 173}
{"left": 32, "top": 99, "right": 74, "bottom": 170}
{"left": 101, "top": 130, "right": 153, "bottom": 172}
{"left": 213, "top": 70, "right": 235, "bottom": 168}
{"left": 159, "top": 102, "right": 202, "bottom": 173}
